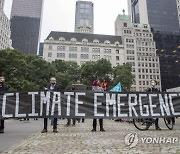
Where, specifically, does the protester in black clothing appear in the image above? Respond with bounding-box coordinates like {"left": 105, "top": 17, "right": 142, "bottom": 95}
{"left": 147, "top": 79, "right": 161, "bottom": 130}
{"left": 91, "top": 82, "right": 105, "bottom": 132}
{"left": 41, "top": 77, "right": 59, "bottom": 133}
{"left": 65, "top": 118, "right": 76, "bottom": 126}
{"left": 0, "top": 76, "right": 8, "bottom": 133}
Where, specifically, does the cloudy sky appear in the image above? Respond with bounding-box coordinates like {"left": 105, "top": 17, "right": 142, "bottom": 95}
{"left": 4, "top": 0, "right": 128, "bottom": 42}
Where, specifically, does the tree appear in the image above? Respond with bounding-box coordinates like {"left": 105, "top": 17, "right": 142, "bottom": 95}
{"left": 80, "top": 59, "right": 113, "bottom": 88}
{"left": 112, "top": 63, "right": 134, "bottom": 91}
{"left": 52, "top": 60, "right": 80, "bottom": 90}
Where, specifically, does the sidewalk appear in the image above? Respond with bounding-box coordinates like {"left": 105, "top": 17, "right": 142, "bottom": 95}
{"left": 2, "top": 118, "right": 180, "bottom": 154}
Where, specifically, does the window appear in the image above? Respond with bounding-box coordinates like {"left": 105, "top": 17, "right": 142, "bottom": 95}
{"left": 81, "top": 54, "right": 89, "bottom": 59}
{"left": 69, "top": 53, "right": 77, "bottom": 58}
{"left": 104, "top": 49, "right": 111, "bottom": 54}
{"left": 93, "top": 39, "right": 99, "bottom": 44}
{"left": 116, "top": 50, "right": 119, "bottom": 54}
{"left": 48, "top": 45, "right": 52, "bottom": 50}
{"left": 57, "top": 53, "right": 65, "bottom": 58}
{"left": 70, "top": 38, "right": 77, "bottom": 42}
{"left": 116, "top": 56, "right": 119, "bottom": 60}
{"left": 82, "top": 38, "right": 88, "bottom": 44}
{"left": 57, "top": 46, "right": 65, "bottom": 51}
{"left": 48, "top": 52, "right": 52, "bottom": 57}
{"left": 92, "top": 55, "right": 100, "bottom": 60}
{"left": 92, "top": 48, "right": 100, "bottom": 53}
{"left": 104, "top": 55, "right": 111, "bottom": 60}
{"left": 124, "top": 22, "right": 127, "bottom": 27}
{"left": 69, "top": 46, "right": 77, "bottom": 52}
{"left": 81, "top": 47, "right": 89, "bottom": 52}
{"left": 49, "top": 37, "right": 54, "bottom": 41}
{"left": 104, "top": 40, "right": 110, "bottom": 44}
{"left": 59, "top": 37, "right": 65, "bottom": 41}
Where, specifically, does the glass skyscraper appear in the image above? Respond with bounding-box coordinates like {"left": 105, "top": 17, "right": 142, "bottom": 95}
{"left": 75, "top": 1, "right": 94, "bottom": 33}
{"left": 10, "top": 0, "right": 44, "bottom": 55}
{"left": 129, "top": 0, "right": 180, "bottom": 34}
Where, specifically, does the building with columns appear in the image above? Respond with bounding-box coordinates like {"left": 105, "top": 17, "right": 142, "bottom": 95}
{"left": 115, "top": 14, "right": 161, "bottom": 91}
{"left": 0, "top": 0, "right": 12, "bottom": 50}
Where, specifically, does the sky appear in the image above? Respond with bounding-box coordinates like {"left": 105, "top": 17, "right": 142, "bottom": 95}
{"left": 4, "top": 0, "right": 128, "bottom": 42}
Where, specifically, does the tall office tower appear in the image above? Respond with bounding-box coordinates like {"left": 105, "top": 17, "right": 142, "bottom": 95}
{"left": 128, "top": 0, "right": 180, "bottom": 34}
{"left": 75, "top": 1, "right": 94, "bottom": 34}
{"left": 10, "top": 0, "right": 44, "bottom": 55}
{"left": 0, "top": 0, "right": 12, "bottom": 50}
{"left": 115, "top": 14, "right": 161, "bottom": 92}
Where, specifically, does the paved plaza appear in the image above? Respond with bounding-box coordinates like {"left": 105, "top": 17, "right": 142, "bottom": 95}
{"left": 1, "top": 118, "right": 180, "bottom": 154}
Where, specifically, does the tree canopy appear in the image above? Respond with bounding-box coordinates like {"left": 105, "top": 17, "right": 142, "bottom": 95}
{"left": 0, "top": 49, "right": 134, "bottom": 91}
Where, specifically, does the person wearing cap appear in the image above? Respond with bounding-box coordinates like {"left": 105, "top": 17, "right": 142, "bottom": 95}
{"left": 41, "top": 77, "right": 59, "bottom": 133}
{"left": 0, "top": 76, "right": 8, "bottom": 133}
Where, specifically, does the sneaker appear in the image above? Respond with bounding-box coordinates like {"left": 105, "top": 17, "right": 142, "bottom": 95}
{"left": 72, "top": 124, "right": 75, "bottom": 126}
{"left": 100, "top": 128, "right": 105, "bottom": 132}
{"left": 145, "top": 125, "right": 150, "bottom": 130}
{"left": 53, "top": 128, "right": 58, "bottom": 133}
{"left": 91, "top": 129, "right": 96, "bottom": 132}
{"left": 0, "top": 129, "right": 4, "bottom": 133}
{"left": 41, "top": 129, "right": 47, "bottom": 133}
{"left": 156, "top": 126, "right": 161, "bottom": 130}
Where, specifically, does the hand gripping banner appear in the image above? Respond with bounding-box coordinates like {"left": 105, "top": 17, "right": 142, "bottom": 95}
{"left": 0, "top": 91, "right": 180, "bottom": 119}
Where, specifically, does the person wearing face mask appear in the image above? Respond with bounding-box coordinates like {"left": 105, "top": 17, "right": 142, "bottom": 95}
{"left": 0, "top": 76, "right": 8, "bottom": 133}
{"left": 41, "top": 77, "right": 59, "bottom": 133}
{"left": 146, "top": 79, "right": 161, "bottom": 130}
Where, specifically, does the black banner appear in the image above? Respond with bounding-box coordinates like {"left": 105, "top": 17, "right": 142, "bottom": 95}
{"left": 0, "top": 91, "right": 180, "bottom": 119}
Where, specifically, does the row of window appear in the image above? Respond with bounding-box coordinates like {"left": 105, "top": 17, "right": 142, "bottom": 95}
{"left": 136, "top": 41, "right": 155, "bottom": 47}
{"left": 138, "top": 68, "right": 160, "bottom": 74}
{"left": 137, "top": 47, "right": 156, "bottom": 52}
{"left": 138, "top": 57, "right": 158, "bottom": 62}
{"left": 138, "top": 62, "right": 159, "bottom": 68}
{"left": 49, "top": 37, "right": 120, "bottom": 45}
{"left": 139, "top": 74, "right": 160, "bottom": 80}
{"left": 49, "top": 45, "right": 116, "bottom": 54}
{"left": 139, "top": 78, "right": 160, "bottom": 86}
{"left": 48, "top": 52, "right": 121, "bottom": 61}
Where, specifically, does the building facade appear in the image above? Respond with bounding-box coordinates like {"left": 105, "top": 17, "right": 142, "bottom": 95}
{"left": 75, "top": 1, "right": 94, "bottom": 33}
{"left": 10, "top": 0, "right": 44, "bottom": 55}
{"left": 43, "top": 31, "right": 124, "bottom": 67}
{"left": 153, "top": 33, "right": 180, "bottom": 91}
{"left": 115, "top": 14, "right": 161, "bottom": 91}
{"left": 128, "top": 0, "right": 180, "bottom": 34}
{"left": 0, "top": 0, "right": 12, "bottom": 50}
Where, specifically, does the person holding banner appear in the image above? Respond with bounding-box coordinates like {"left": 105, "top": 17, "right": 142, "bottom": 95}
{"left": 146, "top": 79, "right": 161, "bottom": 130}
{"left": 91, "top": 80, "right": 105, "bottom": 132}
{"left": 41, "top": 77, "right": 59, "bottom": 133}
{"left": 0, "top": 76, "right": 8, "bottom": 133}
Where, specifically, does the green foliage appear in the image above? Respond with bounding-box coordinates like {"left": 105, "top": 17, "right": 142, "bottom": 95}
{"left": 80, "top": 59, "right": 113, "bottom": 89}
{"left": 112, "top": 63, "right": 134, "bottom": 91}
{"left": 0, "top": 49, "right": 133, "bottom": 91}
